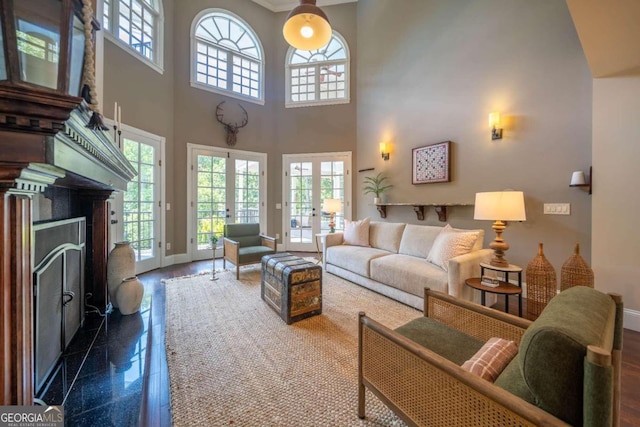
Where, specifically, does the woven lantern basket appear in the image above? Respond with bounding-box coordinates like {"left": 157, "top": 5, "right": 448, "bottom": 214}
{"left": 526, "top": 243, "right": 557, "bottom": 318}
{"left": 560, "top": 243, "right": 594, "bottom": 291}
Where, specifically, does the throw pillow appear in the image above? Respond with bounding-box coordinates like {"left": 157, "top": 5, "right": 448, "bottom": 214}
{"left": 343, "top": 217, "right": 371, "bottom": 247}
{"left": 461, "top": 337, "right": 518, "bottom": 382}
{"left": 426, "top": 225, "right": 478, "bottom": 271}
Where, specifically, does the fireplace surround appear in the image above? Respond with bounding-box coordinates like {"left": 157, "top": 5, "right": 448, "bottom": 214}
{"left": 0, "top": 102, "right": 135, "bottom": 404}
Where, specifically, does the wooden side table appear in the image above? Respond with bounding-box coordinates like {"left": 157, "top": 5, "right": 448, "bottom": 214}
{"left": 466, "top": 263, "right": 523, "bottom": 316}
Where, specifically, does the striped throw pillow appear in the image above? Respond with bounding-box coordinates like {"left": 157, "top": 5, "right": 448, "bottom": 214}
{"left": 461, "top": 337, "right": 518, "bottom": 382}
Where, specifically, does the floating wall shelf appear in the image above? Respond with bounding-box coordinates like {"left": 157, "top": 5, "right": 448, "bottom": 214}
{"left": 374, "top": 203, "right": 473, "bottom": 222}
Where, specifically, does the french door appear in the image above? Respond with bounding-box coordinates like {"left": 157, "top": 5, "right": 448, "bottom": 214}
{"left": 188, "top": 144, "right": 267, "bottom": 261}
{"left": 111, "top": 127, "right": 165, "bottom": 274}
{"left": 283, "top": 152, "right": 352, "bottom": 252}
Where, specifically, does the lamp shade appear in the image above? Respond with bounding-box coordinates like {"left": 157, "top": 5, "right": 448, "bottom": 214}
{"left": 283, "top": 0, "right": 332, "bottom": 51}
{"left": 570, "top": 171, "right": 586, "bottom": 186}
{"left": 474, "top": 191, "right": 526, "bottom": 221}
{"left": 322, "top": 198, "right": 342, "bottom": 213}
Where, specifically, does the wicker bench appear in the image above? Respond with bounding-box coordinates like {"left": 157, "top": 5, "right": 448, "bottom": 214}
{"left": 261, "top": 253, "right": 322, "bottom": 324}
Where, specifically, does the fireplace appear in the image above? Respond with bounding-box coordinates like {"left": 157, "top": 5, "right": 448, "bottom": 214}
{"left": 0, "top": 105, "right": 135, "bottom": 404}
{"left": 32, "top": 217, "right": 86, "bottom": 393}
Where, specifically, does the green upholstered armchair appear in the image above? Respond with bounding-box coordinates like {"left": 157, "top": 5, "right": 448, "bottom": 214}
{"left": 358, "top": 286, "right": 623, "bottom": 427}
{"left": 223, "top": 223, "right": 277, "bottom": 279}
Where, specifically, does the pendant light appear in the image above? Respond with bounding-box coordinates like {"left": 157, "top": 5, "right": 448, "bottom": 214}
{"left": 283, "top": 0, "right": 332, "bottom": 50}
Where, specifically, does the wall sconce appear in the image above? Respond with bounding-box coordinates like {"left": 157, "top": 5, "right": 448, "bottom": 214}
{"left": 379, "top": 142, "right": 390, "bottom": 161}
{"left": 489, "top": 112, "right": 503, "bottom": 140}
{"left": 570, "top": 166, "right": 592, "bottom": 194}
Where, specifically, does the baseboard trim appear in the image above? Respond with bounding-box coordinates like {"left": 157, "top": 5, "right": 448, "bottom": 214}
{"left": 163, "top": 253, "right": 190, "bottom": 267}
{"left": 624, "top": 308, "right": 640, "bottom": 332}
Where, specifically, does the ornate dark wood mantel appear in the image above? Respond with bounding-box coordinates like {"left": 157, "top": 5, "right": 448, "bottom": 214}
{"left": 0, "top": 103, "right": 135, "bottom": 405}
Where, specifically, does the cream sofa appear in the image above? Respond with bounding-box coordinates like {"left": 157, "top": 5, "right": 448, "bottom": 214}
{"left": 322, "top": 221, "right": 493, "bottom": 310}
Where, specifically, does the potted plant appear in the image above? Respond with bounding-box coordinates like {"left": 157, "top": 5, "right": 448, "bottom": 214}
{"left": 363, "top": 173, "right": 392, "bottom": 204}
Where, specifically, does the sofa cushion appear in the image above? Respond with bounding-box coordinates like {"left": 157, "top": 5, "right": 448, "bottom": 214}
{"left": 238, "top": 245, "right": 276, "bottom": 263}
{"left": 369, "top": 221, "right": 406, "bottom": 253}
{"left": 343, "top": 217, "right": 371, "bottom": 247}
{"left": 370, "top": 254, "right": 448, "bottom": 297}
{"left": 398, "top": 224, "right": 443, "bottom": 258}
{"left": 426, "top": 226, "right": 478, "bottom": 271}
{"left": 494, "top": 354, "right": 536, "bottom": 404}
{"left": 229, "top": 235, "right": 262, "bottom": 248}
{"left": 515, "top": 286, "right": 616, "bottom": 426}
{"left": 225, "top": 223, "right": 260, "bottom": 237}
{"left": 451, "top": 226, "right": 485, "bottom": 252}
{"left": 461, "top": 337, "right": 518, "bottom": 382}
{"left": 326, "top": 245, "right": 389, "bottom": 277}
{"left": 395, "top": 317, "right": 483, "bottom": 365}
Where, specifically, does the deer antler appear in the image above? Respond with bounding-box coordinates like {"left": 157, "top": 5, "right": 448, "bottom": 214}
{"left": 215, "top": 101, "right": 249, "bottom": 146}
{"left": 215, "top": 101, "right": 227, "bottom": 125}
{"left": 236, "top": 104, "right": 248, "bottom": 129}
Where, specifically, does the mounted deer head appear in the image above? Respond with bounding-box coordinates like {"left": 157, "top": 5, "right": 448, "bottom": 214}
{"left": 215, "top": 101, "right": 248, "bottom": 146}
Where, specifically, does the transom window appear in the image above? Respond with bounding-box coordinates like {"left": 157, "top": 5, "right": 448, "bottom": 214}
{"left": 286, "top": 32, "right": 350, "bottom": 108}
{"left": 190, "top": 10, "right": 264, "bottom": 104}
{"left": 103, "top": 0, "right": 164, "bottom": 73}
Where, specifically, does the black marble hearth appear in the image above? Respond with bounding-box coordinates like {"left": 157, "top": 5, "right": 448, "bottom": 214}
{"left": 37, "top": 288, "right": 153, "bottom": 426}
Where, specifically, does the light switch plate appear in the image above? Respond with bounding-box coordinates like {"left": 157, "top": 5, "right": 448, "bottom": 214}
{"left": 544, "top": 203, "right": 570, "bottom": 215}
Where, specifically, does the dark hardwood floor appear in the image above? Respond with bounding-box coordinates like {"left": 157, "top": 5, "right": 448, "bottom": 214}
{"left": 139, "top": 257, "right": 640, "bottom": 427}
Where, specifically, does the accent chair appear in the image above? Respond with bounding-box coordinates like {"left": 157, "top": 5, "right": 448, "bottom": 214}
{"left": 223, "top": 223, "right": 277, "bottom": 279}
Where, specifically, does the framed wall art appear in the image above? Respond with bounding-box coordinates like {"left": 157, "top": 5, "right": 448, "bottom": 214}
{"left": 412, "top": 141, "right": 451, "bottom": 184}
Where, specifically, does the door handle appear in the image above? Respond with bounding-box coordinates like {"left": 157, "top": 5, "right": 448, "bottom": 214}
{"left": 111, "top": 219, "right": 118, "bottom": 224}
{"left": 63, "top": 291, "right": 75, "bottom": 306}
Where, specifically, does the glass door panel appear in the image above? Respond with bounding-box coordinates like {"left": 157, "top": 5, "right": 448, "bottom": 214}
{"left": 195, "top": 153, "right": 227, "bottom": 259}
{"left": 320, "top": 161, "right": 345, "bottom": 233}
{"left": 190, "top": 146, "right": 267, "bottom": 260}
{"left": 289, "top": 162, "right": 314, "bottom": 247}
{"left": 283, "top": 153, "right": 351, "bottom": 252}
{"left": 235, "top": 159, "right": 260, "bottom": 224}
{"left": 121, "top": 137, "right": 161, "bottom": 273}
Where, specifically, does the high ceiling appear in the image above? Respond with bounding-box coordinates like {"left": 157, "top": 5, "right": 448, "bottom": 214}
{"left": 251, "top": 0, "right": 357, "bottom": 13}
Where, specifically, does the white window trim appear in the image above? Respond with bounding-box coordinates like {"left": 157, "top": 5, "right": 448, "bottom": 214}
{"left": 285, "top": 32, "right": 351, "bottom": 109}
{"left": 104, "top": 117, "right": 168, "bottom": 270}
{"left": 103, "top": 0, "right": 165, "bottom": 75}
{"left": 281, "top": 151, "right": 353, "bottom": 252}
{"left": 186, "top": 143, "right": 268, "bottom": 261}
{"left": 189, "top": 8, "right": 265, "bottom": 106}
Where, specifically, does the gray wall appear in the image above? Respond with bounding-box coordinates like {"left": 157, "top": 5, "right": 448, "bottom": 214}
{"left": 592, "top": 75, "right": 640, "bottom": 318}
{"left": 355, "top": 0, "right": 593, "bottom": 275}
{"left": 103, "top": 0, "right": 357, "bottom": 255}
{"left": 103, "top": 0, "right": 176, "bottom": 250}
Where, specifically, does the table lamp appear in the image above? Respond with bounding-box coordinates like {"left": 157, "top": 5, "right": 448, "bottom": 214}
{"left": 322, "top": 198, "right": 342, "bottom": 233}
{"left": 474, "top": 191, "right": 526, "bottom": 267}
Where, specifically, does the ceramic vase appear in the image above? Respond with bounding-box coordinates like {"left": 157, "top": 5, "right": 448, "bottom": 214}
{"left": 116, "top": 276, "right": 144, "bottom": 315}
{"left": 107, "top": 241, "right": 135, "bottom": 308}
{"left": 373, "top": 197, "right": 381, "bottom": 205}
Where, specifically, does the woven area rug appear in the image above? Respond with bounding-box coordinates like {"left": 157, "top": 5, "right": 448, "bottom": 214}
{"left": 164, "top": 264, "right": 421, "bottom": 426}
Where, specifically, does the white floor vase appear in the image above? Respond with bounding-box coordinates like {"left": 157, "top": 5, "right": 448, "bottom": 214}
{"left": 107, "top": 241, "right": 135, "bottom": 308}
{"left": 116, "top": 276, "right": 144, "bottom": 315}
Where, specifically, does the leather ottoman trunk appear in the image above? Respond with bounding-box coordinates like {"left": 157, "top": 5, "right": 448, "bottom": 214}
{"left": 261, "top": 253, "right": 322, "bottom": 324}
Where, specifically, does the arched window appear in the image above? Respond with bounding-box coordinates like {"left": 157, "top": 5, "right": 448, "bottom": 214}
{"left": 286, "top": 32, "right": 350, "bottom": 108}
{"left": 103, "top": 0, "right": 164, "bottom": 73}
{"left": 190, "top": 10, "right": 264, "bottom": 104}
